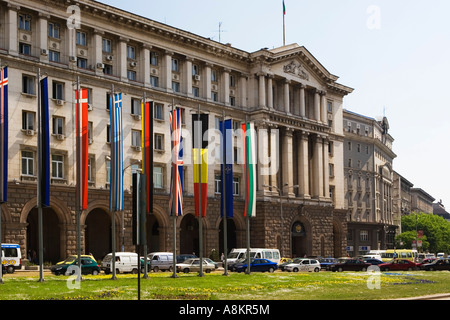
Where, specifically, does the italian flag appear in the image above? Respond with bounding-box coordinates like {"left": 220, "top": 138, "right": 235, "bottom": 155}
{"left": 243, "top": 122, "right": 256, "bottom": 217}
{"left": 283, "top": 0, "right": 286, "bottom": 15}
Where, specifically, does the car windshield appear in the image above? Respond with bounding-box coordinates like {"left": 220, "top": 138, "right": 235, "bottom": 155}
{"left": 62, "top": 256, "right": 77, "bottom": 264}
{"left": 228, "top": 252, "right": 242, "bottom": 259}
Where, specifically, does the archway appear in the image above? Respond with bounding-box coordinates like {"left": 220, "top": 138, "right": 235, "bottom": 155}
{"left": 147, "top": 214, "right": 160, "bottom": 252}
{"left": 180, "top": 214, "right": 199, "bottom": 255}
{"left": 26, "top": 207, "right": 61, "bottom": 264}
{"left": 291, "top": 221, "right": 307, "bottom": 257}
{"left": 85, "top": 208, "right": 111, "bottom": 261}
{"left": 219, "top": 218, "right": 236, "bottom": 255}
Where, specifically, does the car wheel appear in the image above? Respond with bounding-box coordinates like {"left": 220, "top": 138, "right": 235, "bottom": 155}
{"left": 384, "top": 267, "right": 390, "bottom": 272}
{"left": 293, "top": 267, "right": 299, "bottom": 272}
{"left": 131, "top": 268, "right": 138, "bottom": 274}
{"left": 92, "top": 270, "right": 99, "bottom": 275}
{"left": 153, "top": 266, "right": 160, "bottom": 272}
{"left": 183, "top": 268, "right": 189, "bottom": 273}
{"left": 314, "top": 267, "right": 320, "bottom": 272}
{"left": 338, "top": 267, "right": 343, "bottom": 272}
{"left": 205, "top": 269, "right": 211, "bottom": 273}
{"left": 168, "top": 266, "right": 173, "bottom": 272}
{"left": 361, "top": 267, "right": 367, "bottom": 272}
{"left": 6, "top": 266, "right": 14, "bottom": 274}
{"left": 268, "top": 267, "right": 274, "bottom": 273}
{"left": 407, "top": 267, "right": 413, "bottom": 271}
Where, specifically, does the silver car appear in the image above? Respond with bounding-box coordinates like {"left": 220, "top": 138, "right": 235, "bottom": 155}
{"left": 285, "top": 258, "right": 321, "bottom": 272}
{"left": 176, "top": 258, "right": 215, "bottom": 273}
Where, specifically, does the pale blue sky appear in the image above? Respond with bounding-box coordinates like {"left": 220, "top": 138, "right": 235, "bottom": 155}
{"left": 101, "top": 0, "right": 450, "bottom": 209}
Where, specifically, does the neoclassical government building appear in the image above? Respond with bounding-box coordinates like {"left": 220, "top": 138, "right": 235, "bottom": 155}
{"left": 0, "top": 0, "right": 357, "bottom": 263}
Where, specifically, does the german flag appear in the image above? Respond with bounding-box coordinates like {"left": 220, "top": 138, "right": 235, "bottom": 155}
{"left": 192, "top": 114, "right": 208, "bottom": 217}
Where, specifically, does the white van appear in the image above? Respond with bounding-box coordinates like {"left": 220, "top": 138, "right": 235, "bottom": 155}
{"left": 147, "top": 252, "right": 174, "bottom": 272}
{"left": 101, "top": 252, "right": 139, "bottom": 274}
{"left": 227, "top": 248, "right": 281, "bottom": 265}
{"left": 1, "top": 243, "right": 22, "bottom": 273}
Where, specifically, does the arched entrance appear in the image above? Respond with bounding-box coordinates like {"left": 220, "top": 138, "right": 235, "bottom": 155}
{"left": 26, "top": 207, "right": 61, "bottom": 264}
{"left": 147, "top": 214, "right": 160, "bottom": 252}
{"left": 219, "top": 218, "right": 236, "bottom": 255}
{"left": 85, "top": 208, "right": 111, "bottom": 261}
{"left": 291, "top": 221, "right": 307, "bottom": 257}
{"left": 180, "top": 214, "right": 199, "bottom": 255}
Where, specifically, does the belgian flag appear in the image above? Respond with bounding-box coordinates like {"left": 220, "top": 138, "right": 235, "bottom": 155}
{"left": 192, "top": 114, "right": 208, "bottom": 217}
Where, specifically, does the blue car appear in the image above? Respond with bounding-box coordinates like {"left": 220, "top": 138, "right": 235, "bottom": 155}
{"left": 234, "top": 258, "right": 278, "bottom": 273}
{"left": 318, "top": 258, "right": 337, "bottom": 271}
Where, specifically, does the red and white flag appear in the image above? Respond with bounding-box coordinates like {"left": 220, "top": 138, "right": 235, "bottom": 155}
{"left": 75, "top": 88, "right": 89, "bottom": 210}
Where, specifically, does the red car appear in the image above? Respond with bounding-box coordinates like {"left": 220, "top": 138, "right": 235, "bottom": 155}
{"left": 379, "top": 259, "right": 420, "bottom": 271}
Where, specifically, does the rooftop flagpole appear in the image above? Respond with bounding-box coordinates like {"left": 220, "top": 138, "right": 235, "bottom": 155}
{"left": 283, "top": 0, "right": 286, "bottom": 46}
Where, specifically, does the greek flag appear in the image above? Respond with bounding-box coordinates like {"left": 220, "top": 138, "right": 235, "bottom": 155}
{"left": 109, "top": 92, "right": 123, "bottom": 212}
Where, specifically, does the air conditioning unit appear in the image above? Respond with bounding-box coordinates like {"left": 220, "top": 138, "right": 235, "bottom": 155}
{"left": 25, "top": 129, "right": 35, "bottom": 136}
{"left": 105, "top": 55, "right": 113, "bottom": 61}
{"left": 134, "top": 146, "right": 141, "bottom": 151}
{"left": 129, "top": 61, "right": 137, "bottom": 67}
{"left": 88, "top": 138, "right": 93, "bottom": 145}
{"left": 172, "top": 74, "right": 179, "bottom": 80}
{"left": 212, "top": 84, "right": 217, "bottom": 91}
{"left": 97, "top": 63, "right": 105, "bottom": 69}
{"left": 193, "top": 74, "right": 201, "bottom": 81}
{"left": 151, "top": 68, "right": 159, "bottom": 75}
{"left": 56, "top": 134, "right": 65, "bottom": 141}
{"left": 69, "top": 56, "right": 77, "bottom": 62}
{"left": 41, "top": 49, "right": 48, "bottom": 56}
{"left": 133, "top": 114, "right": 141, "bottom": 121}
{"left": 56, "top": 99, "right": 64, "bottom": 106}
{"left": 87, "top": 104, "right": 93, "bottom": 111}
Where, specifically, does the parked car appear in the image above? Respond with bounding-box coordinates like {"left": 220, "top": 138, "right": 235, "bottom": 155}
{"left": 176, "top": 254, "right": 197, "bottom": 263}
{"left": 176, "top": 258, "right": 215, "bottom": 273}
{"left": 228, "top": 258, "right": 246, "bottom": 271}
{"left": 330, "top": 259, "right": 371, "bottom": 272}
{"left": 378, "top": 259, "right": 420, "bottom": 271}
{"left": 319, "top": 258, "right": 337, "bottom": 270}
{"left": 51, "top": 256, "right": 100, "bottom": 276}
{"left": 279, "top": 258, "right": 294, "bottom": 271}
{"left": 204, "top": 258, "right": 219, "bottom": 269}
{"left": 422, "top": 258, "right": 450, "bottom": 271}
{"left": 285, "top": 258, "right": 321, "bottom": 272}
{"left": 418, "top": 258, "right": 437, "bottom": 268}
{"left": 364, "top": 258, "right": 385, "bottom": 265}
{"left": 234, "top": 258, "right": 278, "bottom": 273}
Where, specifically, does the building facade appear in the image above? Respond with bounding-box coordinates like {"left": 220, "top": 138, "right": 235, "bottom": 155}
{"left": 343, "top": 110, "right": 397, "bottom": 255}
{"left": 0, "top": 0, "right": 354, "bottom": 263}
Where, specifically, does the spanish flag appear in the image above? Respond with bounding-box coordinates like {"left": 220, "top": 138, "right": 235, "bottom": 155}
{"left": 192, "top": 114, "right": 208, "bottom": 217}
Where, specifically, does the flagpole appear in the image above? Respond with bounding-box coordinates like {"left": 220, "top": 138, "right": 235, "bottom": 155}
{"left": 282, "top": 0, "right": 286, "bottom": 46}
{"left": 245, "top": 115, "right": 251, "bottom": 275}
{"left": 197, "top": 104, "right": 204, "bottom": 277}
{"left": 142, "top": 91, "right": 148, "bottom": 279}
{"left": 0, "top": 63, "right": 4, "bottom": 285}
{"left": 76, "top": 76, "right": 82, "bottom": 282}
{"left": 171, "top": 100, "right": 178, "bottom": 278}
{"left": 222, "top": 110, "right": 228, "bottom": 276}
{"left": 110, "top": 84, "right": 117, "bottom": 280}
{"left": 37, "top": 68, "right": 44, "bottom": 282}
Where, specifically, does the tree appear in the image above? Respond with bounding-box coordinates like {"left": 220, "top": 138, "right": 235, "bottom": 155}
{"left": 395, "top": 230, "right": 429, "bottom": 251}
{"left": 397, "top": 212, "right": 450, "bottom": 253}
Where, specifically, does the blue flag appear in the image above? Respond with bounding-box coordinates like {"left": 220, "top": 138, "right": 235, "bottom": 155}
{"left": 39, "top": 77, "right": 50, "bottom": 207}
{"left": 220, "top": 119, "right": 233, "bottom": 218}
{"left": 109, "top": 92, "right": 123, "bottom": 211}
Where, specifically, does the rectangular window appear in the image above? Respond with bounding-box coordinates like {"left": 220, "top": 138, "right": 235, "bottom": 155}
{"left": 360, "top": 230, "right": 369, "bottom": 242}
{"left": 88, "top": 121, "right": 93, "bottom": 143}
{"left": 52, "top": 155, "right": 64, "bottom": 179}
{"left": 52, "top": 117, "right": 64, "bottom": 135}
{"left": 77, "top": 58, "right": 88, "bottom": 69}
{"left": 154, "top": 104, "right": 164, "bottom": 120}
{"left": 22, "top": 111, "right": 35, "bottom": 130}
{"left": 329, "top": 163, "right": 334, "bottom": 177}
{"left": 49, "top": 50, "right": 60, "bottom": 63}
{"left": 211, "top": 69, "right": 217, "bottom": 82}
{"left": 127, "top": 45, "right": 136, "bottom": 60}
{"left": 171, "top": 58, "right": 179, "bottom": 72}
{"left": 102, "top": 38, "right": 111, "bottom": 53}
{"left": 22, "top": 75, "right": 35, "bottom": 95}
{"left": 230, "top": 96, "right": 236, "bottom": 106}
{"left": 233, "top": 177, "right": 239, "bottom": 196}
{"left": 18, "top": 14, "right": 31, "bottom": 31}
{"left": 192, "top": 87, "right": 199, "bottom": 97}
{"left": 215, "top": 175, "right": 221, "bottom": 194}
{"left": 48, "top": 22, "right": 60, "bottom": 39}
{"left": 229, "top": 74, "right": 235, "bottom": 87}
{"left": 21, "top": 151, "right": 34, "bottom": 176}
{"left": 150, "top": 51, "right": 158, "bottom": 66}
{"left": 106, "top": 124, "right": 110, "bottom": 143}
{"left": 154, "top": 166, "right": 163, "bottom": 189}
{"left": 131, "top": 130, "right": 141, "bottom": 147}
{"left": 52, "top": 81, "right": 64, "bottom": 100}
{"left": 88, "top": 157, "right": 94, "bottom": 182}
{"left": 154, "top": 134, "right": 164, "bottom": 150}
{"left": 131, "top": 98, "right": 141, "bottom": 116}
{"left": 106, "top": 159, "right": 111, "bottom": 184}
{"left": 19, "top": 42, "right": 31, "bottom": 55}
{"left": 76, "top": 31, "right": 87, "bottom": 46}
{"left": 127, "top": 70, "right": 137, "bottom": 81}
{"left": 103, "top": 64, "right": 113, "bottom": 75}
{"left": 327, "top": 101, "right": 333, "bottom": 113}
{"left": 211, "top": 91, "right": 218, "bottom": 102}
{"left": 150, "top": 76, "right": 159, "bottom": 87}
{"left": 192, "top": 64, "right": 199, "bottom": 76}
{"left": 172, "top": 81, "right": 180, "bottom": 92}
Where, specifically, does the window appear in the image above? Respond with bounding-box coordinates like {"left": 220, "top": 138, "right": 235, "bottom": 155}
{"left": 172, "top": 81, "right": 180, "bottom": 92}
{"left": 150, "top": 76, "right": 159, "bottom": 87}
{"left": 49, "top": 50, "right": 60, "bottom": 63}
{"left": 230, "top": 96, "right": 236, "bottom": 106}
{"left": 52, "top": 81, "right": 64, "bottom": 100}
{"left": 192, "top": 64, "right": 199, "bottom": 76}
{"left": 180, "top": 108, "right": 186, "bottom": 125}
{"left": 52, "top": 117, "right": 64, "bottom": 135}
{"left": 22, "top": 75, "right": 35, "bottom": 95}
{"left": 131, "top": 98, "right": 141, "bottom": 116}
{"left": 127, "top": 70, "right": 136, "bottom": 81}
{"left": 233, "top": 177, "right": 239, "bottom": 196}
{"left": 131, "top": 130, "right": 141, "bottom": 147}
{"left": 22, "top": 111, "right": 35, "bottom": 130}
{"left": 327, "top": 101, "right": 333, "bottom": 113}
{"left": 88, "top": 157, "right": 94, "bottom": 182}
{"left": 154, "top": 134, "right": 164, "bottom": 150}
{"left": 48, "top": 22, "right": 60, "bottom": 39}
{"left": 215, "top": 175, "right": 221, "bottom": 194}
{"left": 211, "top": 69, "right": 217, "bottom": 82}
{"left": 21, "top": 151, "right": 34, "bottom": 176}
{"left": 106, "top": 125, "right": 110, "bottom": 143}
{"left": 106, "top": 93, "right": 111, "bottom": 111}
{"left": 348, "top": 141, "right": 352, "bottom": 151}
{"left": 103, "top": 64, "right": 113, "bottom": 75}
{"left": 329, "top": 163, "right": 334, "bottom": 177}
{"left": 106, "top": 159, "right": 111, "bottom": 184}
{"left": 19, "top": 14, "right": 31, "bottom": 31}
{"left": 171, "top": 58, "right": 179, "bottom": 72}
{"left": 102, "top": 38, "right": 112, "bottom": 53}
{"left": 77, "top": 57, "right": 88, "bottom": 69}
{"left": 192, "top": 87, "right": 199, "bottom": 97}
{"left": 88, "top": 121, "right": 93, "bottom": 143}
{"left": 52, "top": 155, "right": 64, "bottom": 179}
{"left": 150, "top": 51, "right": 158, "bottom": 66}
{"left": 211, "top": 91, "right": 218, "bottom": 102}
{"left": 360, "top": 230, "right": 369, "bottom": 242}
{"left": 19, "top": 43, "right": 31, "bottom": 55}
{"left": 127, "top": 45, "right": 136, "bottom": 60}
{"left": 229, "top": 74, "right": 235, "bottom": 87}
{"left": 154, "top": 166, "right": 163, "bottom": 188}
{"left": 76, "top": 31, "right": 87, "bottom": 46}
{"left": 154, "top": 104, "right": 164, "bottom": 120}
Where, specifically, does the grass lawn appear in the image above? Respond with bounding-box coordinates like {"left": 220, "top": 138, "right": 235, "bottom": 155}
{"left": 0, "top": 270, "right": 449, "bottom": 301}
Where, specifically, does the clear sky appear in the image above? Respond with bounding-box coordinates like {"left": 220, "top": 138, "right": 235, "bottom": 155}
{"left": 100, "top": 0, "right": 450, "bottom": 209}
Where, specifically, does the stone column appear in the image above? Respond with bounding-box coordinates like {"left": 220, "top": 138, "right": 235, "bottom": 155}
{"left": 299, "top": 84, "right": 306, "bottom": 118}
{"left": 37, "top": 13, "right": 49, "bottom": 63}
{"left": 204, "top": 63, "right": 212, "bottom": 101}
{"left": 269, "top": 125, "right": 279, "bottom": 195}
{"left": 298, "top": 131, "right": 310, "bottom": 198}
{"left": 222, "top": 68, "right": 230, "bottom": 105}
{"left": 321, "top": 91, "right": 328, "bottom": 124}
{"left": 239, "top": 74, "right": 248, "bottom": 107}
{"left": 118, "top": 37, "right": 129, "bottom": 81}
{"left": 284, "top": 80, "right": 290, "bottom": 113}
{"left": 162, "top": 50, "right": 173, "bottom": 91}
{"left": 258, "top": 72, "right": 266, "bottom": 108}
{"left": 312, "top": 135, "right": 324, "bottom": 198}
{"left": 184, "top": 57, "right": 193, "bottom": 96}
{"left": 6, "top": 4, "right": 19, "bottom": 56}
{"left": 267, "top": 75, "right": 273, "bottom": 109}
{"left": 323, "top": 136, "right": 330, "bottom": 199}
{"left": 257, "top": 124, "right": 270, "bottom": 195}
{"left": 314, "top": 89, "right": 321, "bottom": 122}
{"left": 142, "top": 44, "right": 151, "bottom": 87}
{"left": 282, "top": 128, "right": 295, "bottom": 197}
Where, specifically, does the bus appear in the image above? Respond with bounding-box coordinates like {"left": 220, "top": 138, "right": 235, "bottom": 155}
{"left": 381, "top": 249, "right": 418, "bottom": 262}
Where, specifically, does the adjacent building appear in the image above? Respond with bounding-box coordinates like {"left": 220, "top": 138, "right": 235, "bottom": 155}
{"left": 0, "top": 0, "right": 354, "bottom": 263}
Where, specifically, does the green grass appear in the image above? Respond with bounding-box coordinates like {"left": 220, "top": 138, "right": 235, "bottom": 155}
{"left": 1, "top": 270, "right": 449, "bottom": 300}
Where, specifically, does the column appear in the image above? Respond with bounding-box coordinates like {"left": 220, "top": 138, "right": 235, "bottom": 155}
{"left": 284, "top": 80, "right": 290, "bottom": 113}
{"left": 269, "top": 125, "right": 279, "bottom": 195}
{"left": 142, "top": 44, "right": 151, "bottom": 87}
{"left": 299, "top": 84, "right": 306, "bottom": 118}
{"left": 222, "top": 68, "right": 230, "bottom": 105}
{"left": 297, "top": 131, "right": 310, "bottom": 198}
{"left": 184, "top": 57, "right": 193, "bottom": 96}
{"left": 93, "top": 29, "right": 104, "bottom": 76}
{"left": 321, "top": 91, "right": 328, "bottom": 124}
{"left": 314, "top": 89, "right": 321, "bottom": 122}
{"left": 162, "top": 50, "right": 173, "bottom": 91}
{"left": 257, "top": 124, "right": 270, "bottom": 194}
{"left": 258, "top": 72, "right": 266, "bottom": 108}
{"left": 6, "top": 4, "right": 19, "bottom": 56}
{"left": 204, "top": 63, "right": 212, "bottom": 101}
{"left": 282, "top": 128, "right": 295, "bottom": 197}
{"left": 312, "top": 135, "right": 324, "bottom": 198}
{"left": 37, "top": 13, "right": 49, "bottom": 63}
{"left": 267, "top": 75, "right": 273, "bottom": 109}
{"left": 118, "top": 37, "right": 129, "bottom": 81}
{"left": 323, "top": 136, "right": 330, "bottom": 199}
{"left": 239, "top": 74, "right": 247, "bottom": 107}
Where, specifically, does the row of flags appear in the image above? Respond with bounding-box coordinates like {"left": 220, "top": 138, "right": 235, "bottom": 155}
{"left": 0, "top": 66, "right": 256, "bottom": 220}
